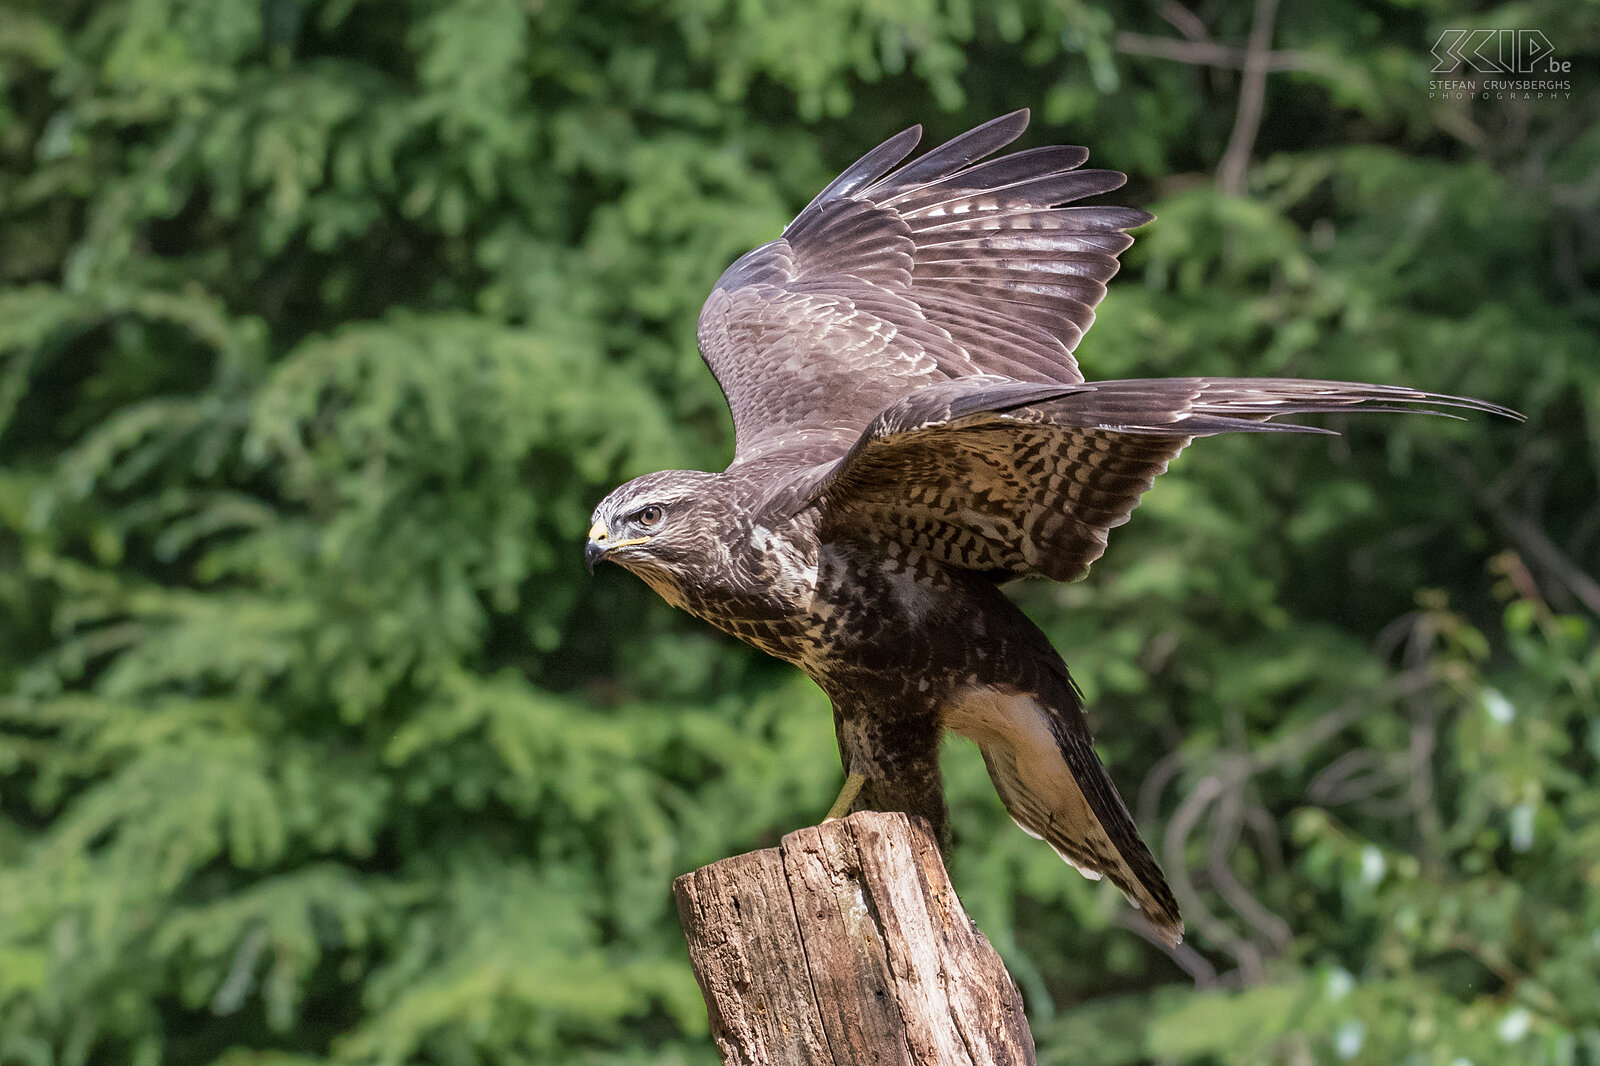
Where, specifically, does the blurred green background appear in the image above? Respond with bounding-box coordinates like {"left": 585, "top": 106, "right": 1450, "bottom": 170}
{"left": 1, "top": 0, "right": 1598, "bottom": 1063}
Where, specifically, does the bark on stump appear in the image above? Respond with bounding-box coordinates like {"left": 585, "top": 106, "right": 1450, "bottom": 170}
{"left": 673, "top": 810, "right": 1035, "bottom": 1066}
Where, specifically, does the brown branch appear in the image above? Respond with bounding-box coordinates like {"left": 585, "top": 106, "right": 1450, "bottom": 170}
{"left": 1113, "top": 31, "right": 1330, "bottom": 74}
{"left": 1217, "top": 0, "right": 1281, "bottom": 195}
{"left": 1161, "top": 0, "right": 1209, "bottom": 42}
{"left": 1161, "top": 771, "right": 1267, "bottom": 978}
{"left": 1496, "top": 512, "right": 1600, "bottom": 617}
{"left": 1455, "top": 443, "right": 1600, "bottom": 619}
{"left": 1112, "top": 910, "right": 1221, "bottom": 986}
{"left": 1152, "top": 670, "right": 1438, "bottom": 981}
{"left": 1207, "top": 778, "right": 1293, "bottom": 956}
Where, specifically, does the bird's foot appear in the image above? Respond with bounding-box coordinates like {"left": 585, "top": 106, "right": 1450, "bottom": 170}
{"left": 822, "top": 772, "right": 867, "bottom": 822}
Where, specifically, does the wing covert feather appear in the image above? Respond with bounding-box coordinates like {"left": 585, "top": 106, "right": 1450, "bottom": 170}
{"left": 809, "top": 377, "right": 1517, "bottom": 582}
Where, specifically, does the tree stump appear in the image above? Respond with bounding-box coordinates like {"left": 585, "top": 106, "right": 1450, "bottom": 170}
{"left": 673, "top": 810, "right": 1035, "bottom": 1066}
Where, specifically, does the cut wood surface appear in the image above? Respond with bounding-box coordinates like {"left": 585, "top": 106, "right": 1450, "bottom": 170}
{"left": 673, "top": 810, "right": 1035, "bottom": 1066}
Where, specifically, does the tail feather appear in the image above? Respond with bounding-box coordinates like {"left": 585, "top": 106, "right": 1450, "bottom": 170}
{"left": 946, "top": 683, "right": 1184, "bottom": 946}
{"left": 983, "top": 737, "right": 1183, "bottom": 946}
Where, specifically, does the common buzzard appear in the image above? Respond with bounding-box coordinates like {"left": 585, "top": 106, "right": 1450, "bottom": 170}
{"left": 585, "top": 111, "right": 1512, "bottom": 946}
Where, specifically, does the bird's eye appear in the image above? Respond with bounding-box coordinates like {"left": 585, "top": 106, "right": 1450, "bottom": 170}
{"left": 636, "top": 505, "right": 664, "bottom": 527}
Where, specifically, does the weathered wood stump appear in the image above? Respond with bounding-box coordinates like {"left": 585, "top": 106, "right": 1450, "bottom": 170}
{"left": 673, "top": 810, "right": 1035, "bottom": 1066}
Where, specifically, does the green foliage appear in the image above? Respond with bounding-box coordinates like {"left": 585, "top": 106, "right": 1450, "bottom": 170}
{"left": 1, "top": 0, "right": 1596, "bottom": 1062}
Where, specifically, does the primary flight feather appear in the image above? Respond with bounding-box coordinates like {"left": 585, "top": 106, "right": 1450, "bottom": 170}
{"left": 586, "top": 110, "right": 1515, "bottom": 946}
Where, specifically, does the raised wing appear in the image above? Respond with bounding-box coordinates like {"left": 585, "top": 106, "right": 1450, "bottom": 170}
{"left": 809, "top": 378, "right": 1519, "bottom": 582}
{"left": 699, "top": 110, "right": 1150, "bottom": 465}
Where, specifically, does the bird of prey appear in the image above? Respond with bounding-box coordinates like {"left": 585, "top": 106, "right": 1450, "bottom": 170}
{"left": 585, "top": 111, "right": 1512, "bottom": 946}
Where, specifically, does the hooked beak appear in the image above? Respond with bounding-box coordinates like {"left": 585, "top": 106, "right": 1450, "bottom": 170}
{"left": 585, "top": 521, "right": 651, "bottom": 574}
{"left": 585, "top": 522, "right": 609, "bottom": 574}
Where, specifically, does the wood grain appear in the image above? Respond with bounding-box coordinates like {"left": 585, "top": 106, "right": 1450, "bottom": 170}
{"left": 673, "top": 811, "right": 1034, "bottom": 1065}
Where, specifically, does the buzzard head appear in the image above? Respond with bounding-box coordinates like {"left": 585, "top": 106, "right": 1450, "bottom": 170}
{"left": 585, "top": 470, "right": 723, "bottom": 604}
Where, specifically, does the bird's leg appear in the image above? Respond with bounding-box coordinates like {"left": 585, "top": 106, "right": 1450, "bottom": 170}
{"left": 823, "top": 772, "right": 867, "bottom": 822}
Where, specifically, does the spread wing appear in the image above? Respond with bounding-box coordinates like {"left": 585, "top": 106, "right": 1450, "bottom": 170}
{"left": 809, "top": 378, "right": 1519, "bottom": 582}
{"left": 698, "top": 109, "right": 1150, "bottom": 465}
